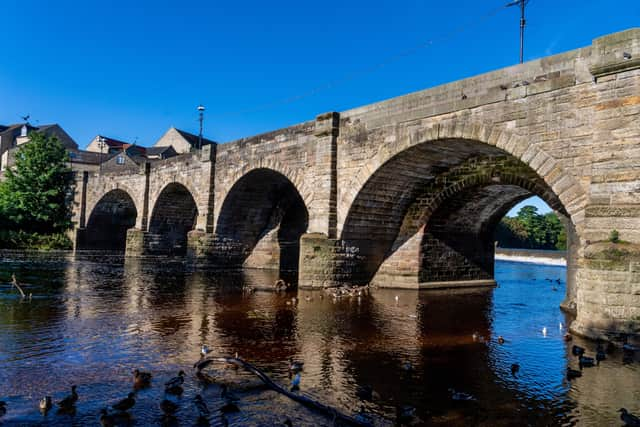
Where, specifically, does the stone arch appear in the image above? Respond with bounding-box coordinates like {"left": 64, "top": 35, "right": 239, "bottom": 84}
{"left": 86, "top": 182, "right": 141, "bottom": 226}
{"left": 81, "top": 189, "right": 138, "bottom": 251}
{"left": 148, "top": 182, "right": 199, "bottom": 255}
{"left": 338, "top": 120, "right": 587, "bottom": 236}
{"left": 215, "top": 160, "right": 314, "bottom": 223}
{"left": 338, "top": 126, "right": 583, "bottom": 287}
{"left": 148, "top": 178, "right": 201, "bottom": 219}
{"left": 215, "top": 168, "right": 309, "bottom": 282}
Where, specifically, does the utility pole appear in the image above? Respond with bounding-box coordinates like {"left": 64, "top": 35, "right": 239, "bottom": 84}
{"left": 197, "top": 105, "right": 205, "bottom": 150}
{"left": 506, "top": 0, "right": 527, "bottom": 64}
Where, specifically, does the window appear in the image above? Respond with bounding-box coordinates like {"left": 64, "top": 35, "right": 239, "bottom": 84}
{"left": 116, "top": 155, "right": 125, "bottom": 165}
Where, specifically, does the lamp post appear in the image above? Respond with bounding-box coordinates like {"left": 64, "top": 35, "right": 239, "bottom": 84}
{"left": 197, "top": 105, "right": 205, "bottom": 150}
{"left": 97, "top": 136, "right": 106, "bottom": 174}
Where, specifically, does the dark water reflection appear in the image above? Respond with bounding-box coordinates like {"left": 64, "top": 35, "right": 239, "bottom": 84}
{"left": 1, "top": 252, "right": 639, "bottom": 426}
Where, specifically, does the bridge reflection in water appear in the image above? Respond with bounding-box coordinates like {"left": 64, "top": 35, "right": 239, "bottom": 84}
{"left": 0, "top": 253, "right": 638, "bottom": 425}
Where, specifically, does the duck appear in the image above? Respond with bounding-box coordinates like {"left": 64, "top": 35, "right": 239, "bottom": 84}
{"left": 0, "top": 401, "right": 6, "bottom": 418}
{"left": 194, "top": 394, "right": 210, "bottom": 422}
{"left": 133, "top": 369, "right": 152, "bottom": 388}
{"left": 165, "top": 370, "right": 186, "bottom": 389}
{"left": 566, "top": 367, "right": 582, "bottom": 380}
{"left": 579, "top": 355, "right": 595, "bottom": 368}
{"left": 57, "top": 385, "right": 78, "bottom": 410}
{"left": 511, "top": 363, "right": 520, "bottom": 376}
{"left": 356, "top": 384, "right": 380, "bottom": 401}
{"left": 112, "top": 392, "right": 136, "bottom": 412}
{"left": 619, "top": 408, "right": 640, "bottom": 427}
{"left": 572, "top": 345, "right": 585, "bottom": 357}
{"left": 289, "top": 358, "right": 304, "bottom": 373}
{"left": 290, "top": 373, "right": 301, "bottom": 391}
{"left": 99, "top": 408, "right": 115, "bottom": 427}
{"left": 497, "top": 336, "right": 505, "bottom": 345}
{"left": 40, "top": 396, "right": 52, "bottom": 413}
{"left": 160, "top": 399, "right": 179, "bottom": 416}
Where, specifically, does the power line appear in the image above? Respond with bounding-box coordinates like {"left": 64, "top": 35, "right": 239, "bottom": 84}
{"left": 216, "top": 2, "right": 524, "bottom": 118}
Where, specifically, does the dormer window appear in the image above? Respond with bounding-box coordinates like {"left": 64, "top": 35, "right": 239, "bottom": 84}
{"left": 116, "top": 155, "right": 125, "bottom": 165}
{"left": 20, "top": 125, "right": 27, "bottom": 137}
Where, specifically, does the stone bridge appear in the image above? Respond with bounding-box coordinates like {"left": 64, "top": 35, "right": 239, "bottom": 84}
{"left": 72, "top": 29, "right": 640, "bottom": 340}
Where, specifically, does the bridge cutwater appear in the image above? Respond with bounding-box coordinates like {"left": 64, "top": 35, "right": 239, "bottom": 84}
{"left": 72, "top": 28, "right": 640, "bottom": 340}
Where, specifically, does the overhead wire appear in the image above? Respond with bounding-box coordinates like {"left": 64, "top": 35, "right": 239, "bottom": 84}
{"left": 215, "top": 1, "right": 525, "bottom": 118}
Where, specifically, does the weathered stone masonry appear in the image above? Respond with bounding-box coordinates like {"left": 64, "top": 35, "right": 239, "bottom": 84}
{"left": 72, "top": 29, "right": 640, "bottom": 340}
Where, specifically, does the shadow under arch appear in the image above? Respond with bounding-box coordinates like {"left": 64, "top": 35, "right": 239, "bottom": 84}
{"left": 339, "top": 138, "right": 577, "bottom": 289}
{"left": 148, "top": 182, "right": 198, "bottom": 255}
{"left": 81, "top": 189, "right": 137, "bottom": 250}
{"left": 216, "top": 168, "right": 309, "bottom": 282}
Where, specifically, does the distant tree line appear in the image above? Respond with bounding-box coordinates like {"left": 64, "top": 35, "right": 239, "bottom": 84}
{"left": 0, "top": 132, "right": 73, "bottom": 249}
{"left": 495, "top": 205, "right": 567, "bottom": 250}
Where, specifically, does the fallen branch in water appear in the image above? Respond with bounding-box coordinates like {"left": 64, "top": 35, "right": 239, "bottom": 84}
{"left": 201, "top": 356, "right": 371, "bottom": 426}
{"left": 11, "top": 274, "right": 27, "bottom": 299}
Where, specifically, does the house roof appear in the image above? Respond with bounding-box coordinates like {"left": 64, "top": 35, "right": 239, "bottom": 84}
{"left": 174, "top": 128, "right": 216, "bottom": 147}
{"left": 94, "top": 135, "right": 131, "bottom": 148}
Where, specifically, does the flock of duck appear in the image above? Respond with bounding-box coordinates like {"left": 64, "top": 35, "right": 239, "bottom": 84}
{"left": 0, "top": 346, "right": 303, "bottom": 426}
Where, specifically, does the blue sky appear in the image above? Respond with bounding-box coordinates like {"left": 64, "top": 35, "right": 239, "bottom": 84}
{"left": 1, "top": 0, "right": 638, "bottom": 148}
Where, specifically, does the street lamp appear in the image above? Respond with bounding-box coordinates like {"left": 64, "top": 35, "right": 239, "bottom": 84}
{"left": 97, "top": 136, "right": 106, "bottom": 174}
{"left": 197, "top": 105, "right": 205, "bottom": 150}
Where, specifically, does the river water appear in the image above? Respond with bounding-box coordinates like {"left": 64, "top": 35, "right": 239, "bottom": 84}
{"left": 1, "top": 252, "right": 639, "bottom": 426}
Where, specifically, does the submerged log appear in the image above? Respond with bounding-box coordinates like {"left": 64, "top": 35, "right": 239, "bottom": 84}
{"left": 202, "top": 356, "right": 372, "bottom": 426}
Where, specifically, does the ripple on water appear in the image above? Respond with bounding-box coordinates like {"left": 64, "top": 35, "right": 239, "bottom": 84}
{"left": 1, "top": 255, "right": 639, "bottom": 426}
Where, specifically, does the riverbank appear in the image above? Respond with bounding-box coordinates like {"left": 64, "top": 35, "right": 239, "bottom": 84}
{"left": 495, "top": 247, "right": 567, "bottom": 266}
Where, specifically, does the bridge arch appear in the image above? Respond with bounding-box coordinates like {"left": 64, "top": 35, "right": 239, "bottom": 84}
{"left": 338, "top": 120, "right": 587, "bottom": 236}
{"left": 148, "top": 182, "right": 199, "bottom": 255}
{"left": 216, "top": 168, "right": 309, "bottom": 281}
{"left": 339, "top": 121, "right": 585, "bottom": 291}
{"left": 82, "top": 189, "right": 138, "bottom": 251}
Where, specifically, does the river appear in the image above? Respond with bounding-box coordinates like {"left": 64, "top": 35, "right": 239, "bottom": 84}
{"left": 1, "top": 253, "right": 639, "bottom": 426}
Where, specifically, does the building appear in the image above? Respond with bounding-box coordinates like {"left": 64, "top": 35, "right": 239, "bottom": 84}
{"left": 154, "top": 127, "right": 215, "bottom": 154}
{"left": 0, "top": 123, "right": 78, "bottom": 171}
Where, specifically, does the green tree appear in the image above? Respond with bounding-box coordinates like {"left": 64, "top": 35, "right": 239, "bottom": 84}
{"left": 495, "top": 205, "right": 567, "bottom": 250}
{"left": 0, "top": 132, "right": 72, "bottom": 234}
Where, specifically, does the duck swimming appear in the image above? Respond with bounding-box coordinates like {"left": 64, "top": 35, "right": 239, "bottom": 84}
{"left": 165, "top": 370, "right": 186, "bottom": 388}
{"left": 133, "top": 369, "right": 152, "bottom": 388}
{"left": 40, "top": 396, "right": 52, "bottom": 413}
{"left": 57, "top": 385, "right": 78, "bottom": 410}
{"left": 619, "top": 408, "right": 640, "bottom": 426}
{"left": 572, "top": 345, "right": 585, "bottom": 357}
{"left": 112, "top": 392, "right": 135, "bottom": 412}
